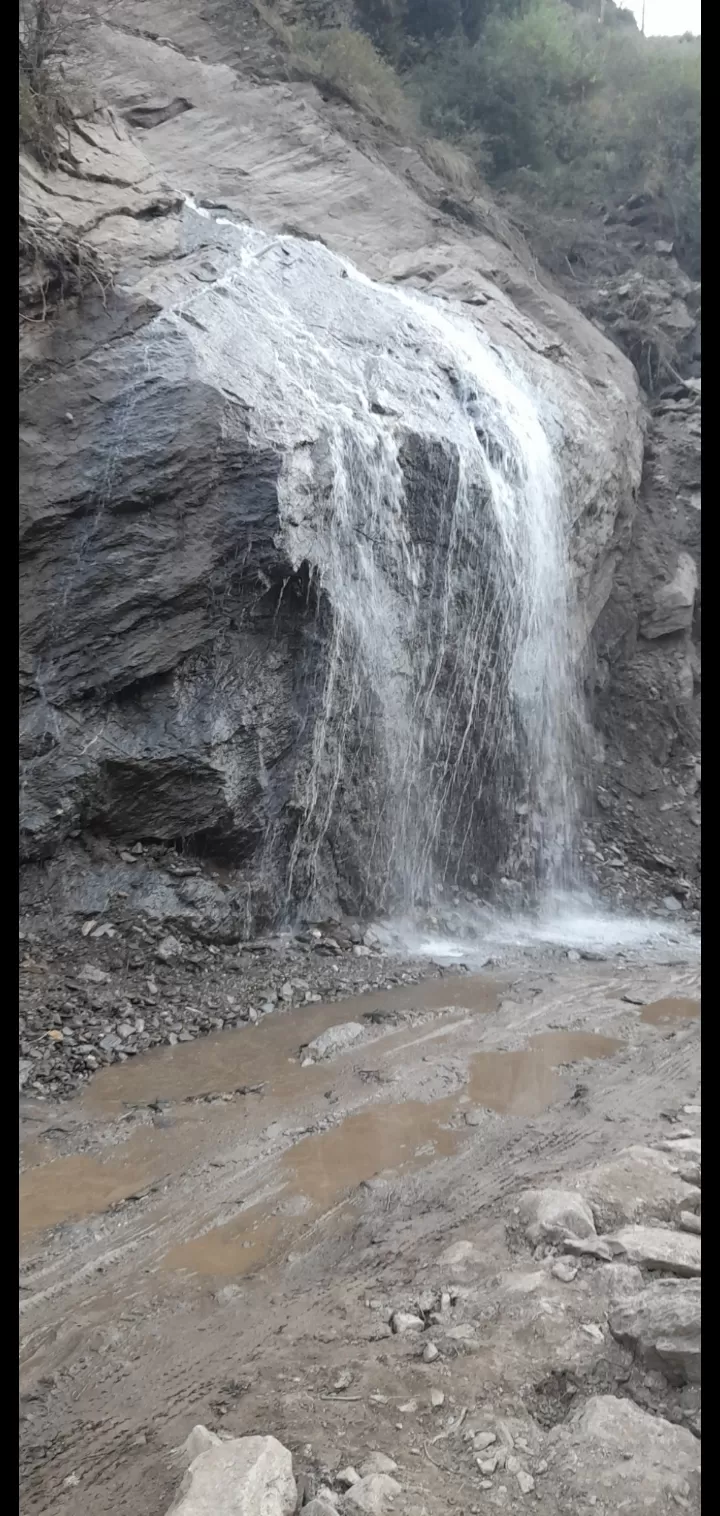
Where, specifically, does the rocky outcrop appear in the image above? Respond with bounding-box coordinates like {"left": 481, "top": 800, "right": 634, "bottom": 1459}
{"left": 20, "top": 1, "right": 648, "bottom": 931}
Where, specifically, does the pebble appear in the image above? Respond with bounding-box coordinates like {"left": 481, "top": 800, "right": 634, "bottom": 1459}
{"left": 337, "top": 1467, "right": 360, "bottom": 1488}
{"left": 391, "top": 1312, "right": 424, "bottom": 1335}
{"left": 431, "top": 1390, "right": 445, "bottom": 1408}
{"left": 516, "top": 1470, "right": 535, "bottom": 1495}
{"left": 552, "top": 1258, "right": 579, "bottom": 1283}
{"left": 358, "top": 1453, "right": 398, "bottom": 1477}
{"left": 474, "top": 1433, "right": 497, "bottom": 1451}
{"left": 422, "top": 1341, "right": 439, "bottom": 1362}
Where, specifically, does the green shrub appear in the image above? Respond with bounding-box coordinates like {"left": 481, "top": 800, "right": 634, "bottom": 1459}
{"left": 291, "top": 20, "right": 418, "bottom": 130}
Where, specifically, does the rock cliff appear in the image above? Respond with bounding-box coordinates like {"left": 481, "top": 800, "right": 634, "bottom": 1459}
{"left": 19, "top": 1, "right": 698, "bottom": 933}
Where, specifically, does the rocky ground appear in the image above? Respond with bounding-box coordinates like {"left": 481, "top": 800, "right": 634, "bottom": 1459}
{"left": 20, "top": 940, "right": 700, "bottom": 1515}
{"left": 19, "top": 832, "right": 699, "bottom": 1101}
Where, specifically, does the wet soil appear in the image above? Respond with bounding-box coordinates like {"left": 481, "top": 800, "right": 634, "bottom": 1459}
{"left": 19, "top": 944, "right": 700, "bottom": 1515}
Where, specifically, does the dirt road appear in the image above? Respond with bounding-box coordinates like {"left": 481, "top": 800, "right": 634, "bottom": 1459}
{"left": 20, "top": 944, "right": 700, "bottom": 1514}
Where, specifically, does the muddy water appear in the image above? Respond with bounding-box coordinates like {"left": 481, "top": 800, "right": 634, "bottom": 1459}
{"left": 20, "top": 969, "right": 628, "bottom": 1254}
{"left": 640, "top": 996, "right": 701, "bottom": 1025}
{"left": 164, "top": 1096, "right": 460, "bottom": 1278}
{"left": 163, "top": 1029, "right": 623, "bottom": 1279}
{"left": 20, "top": 1140, "right": 164, "bottom": 1242}
{"left": 82, "top": 972, "right": 501, "bottom": 1114}
{"left": 468, "top": 1032, "right": 622, "bottom": 1118}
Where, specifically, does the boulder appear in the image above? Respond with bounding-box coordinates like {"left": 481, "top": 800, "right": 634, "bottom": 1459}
{"left": 304, "top": 1024, "right": 366, "bottom": 1062}
{"left": 342, "top": 1474, "right": 402, "bottom": 1514}
{"left": 166, "top": 1434, "right": 296, "bottom": 1516}
{"left": 553, "top": 1396, "right": 700, "bottom": 1514}
{"left": 605, "top": 1225, "right": 701, "bottom": 1277}
{"left": 517, "top": 1188, "right": 597, "bottom": 1246}
{"left": 609, "top": 1277, "right": 701, "bottom": 1384}
{"left": 574, "top": 1145, "right": 700, "bottom": 1231}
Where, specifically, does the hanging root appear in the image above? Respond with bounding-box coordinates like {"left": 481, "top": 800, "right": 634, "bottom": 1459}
{"left": 19, "top": 217, "right": 111, "bottom": 323}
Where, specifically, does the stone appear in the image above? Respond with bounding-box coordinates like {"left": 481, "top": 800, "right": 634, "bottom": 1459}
{"left": 179, "top": 1426, "right": 222, "bottom": 1466}
{"left": 431, "top": 1390, "right": 445, "bottom": 1408}
{"left": 342, "top": 1474, "right": 401, "bottom": 1513}
{"left": 679, "top": 1211, "right": 701, "bottom": 1234}
{"left": 474, "top": 1433, "right": 497, "bottom": 1452}
{"left": 517, "top": 1188, "right": 597, "bottom": 1246}
{"left": 662, "top": 895, "right": 683, "bottom": 914}
{"left": 166, "top": 1434, "right": 296, "bottom": 1515}
{"left": 337, "top": 1469, "right": 360, "bottom": 1488}
{"left": 303, "top": 1502, "right": 338, "bottom": 1516}
{"left": 641, "top": 553, "right": 698, "bottom": 639}
{"left": 390, "top": 1312, "right": 424, "bottom": 1335}
{"left": 157, "top": 935, "right": 183, "bottom": 962}
{"left": 551, "top": 1259, "right": 579, "bottom": 1283}
{"left": 214, "top": 1284, "right": 242, "bottom": 1305}
{"left": 358, "top": 1455, "right": 398, "bottom": 1478}
{"left": 477, "top": 1455, "right": 500, "bottom": 1475}
{"left": 575, "top": 1146, "right": 700, "bottom": 1231}
{"left": 556, "top": 1395, "right": 700, "bottom": 1511}
{"left": 608, "top": 1278, "right": 701, "bottom": 1384}
{"left": 19, "top": 1059, "right": 33, "bottom": 1091}
{"left": 422, "top": 1341, "right": 439, "bottom": 1362}
{"left": 78, "top": 963, "right": 111, "bottom": 984}
{"left": 605, "top": 1224, "right": 701, "bottom": 1276}
{"left": 305, "top": 1024, "right": 366, "bottom": 1062}
{"left": 516, "top": 1470, "right": 535, "bottom": 1495}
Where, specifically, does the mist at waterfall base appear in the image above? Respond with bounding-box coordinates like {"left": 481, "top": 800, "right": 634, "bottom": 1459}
{"left": 169, "top": 207, "right": 687, "bottom": 956}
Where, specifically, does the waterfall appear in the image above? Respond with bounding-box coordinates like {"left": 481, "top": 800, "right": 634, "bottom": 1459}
{"left": 168, "top": 207, "right": 581, "bottom": 914}
{"left": 282, "top": 273, "right": 579, "bottom": 912}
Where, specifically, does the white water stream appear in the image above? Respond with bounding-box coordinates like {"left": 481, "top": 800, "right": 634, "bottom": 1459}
{"left": 173, "top": 202, "right": 580, "bottom": 913}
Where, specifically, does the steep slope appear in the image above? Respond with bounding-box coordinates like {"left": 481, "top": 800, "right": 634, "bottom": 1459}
{"left": 20, "top": 0, "right": 661, "bottom": 934}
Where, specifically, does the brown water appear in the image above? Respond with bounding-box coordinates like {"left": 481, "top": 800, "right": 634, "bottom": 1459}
{"left": 164, "top": 1095, "right": 460, "bottom": 1278}
{"left": 82, "top": 972, "right": 501, "bottom": 1114}
{"left": 19, "top": 1140, "right": 165, "bottom": 1242}
{"left": 163, "top": 1029, "right": 623, "bottom": 1279}
{"left": 468, "top": 1031, "right": 622, "bottom": 1118}
{"left": 640, "top": 996, "right": 701, "bottom": 1025}
{"left": 20, "top": 972, "right": 627, "bottom": 1254}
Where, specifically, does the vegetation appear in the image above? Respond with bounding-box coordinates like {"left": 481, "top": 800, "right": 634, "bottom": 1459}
{"left": 256, "top": 1, "right": 700, "bottom": 275}
{"left": 19, "top": 0, "right": 77, "bottom": 167}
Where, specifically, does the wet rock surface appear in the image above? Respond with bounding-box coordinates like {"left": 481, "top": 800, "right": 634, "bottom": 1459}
{"left": 20, "top": 1, "right": 650, "bottom": 931}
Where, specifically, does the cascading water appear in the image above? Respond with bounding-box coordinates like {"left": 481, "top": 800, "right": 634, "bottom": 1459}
{"left": 281, "top": 269, "right": 580, "bottom": 913}
{"left": 162, "top": 205, "right": 581, "bottom": 915}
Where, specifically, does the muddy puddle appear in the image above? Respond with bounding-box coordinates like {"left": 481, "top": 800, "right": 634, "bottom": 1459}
{"left": 20, "top": 1140, "right": 165, "bottom": 1243}
{"left": 640, "top": 996, "right": 701, "bottom": 1025}
{"left": 163, "top": 1029, "right": 623, "bottom": 1280}
{"left": 82, "top": 972, "right": 501, "bottom": 1114}
{"left": 164, "top": 1095, "right": 460, "bottom": 1278}
{"left": 468, "top": 1031, "right": 623, "bottom": 1118}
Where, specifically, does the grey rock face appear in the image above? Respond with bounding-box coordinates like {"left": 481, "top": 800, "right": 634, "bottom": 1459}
{"left": 20, "top": 97, "right": 643, "bottom": 930}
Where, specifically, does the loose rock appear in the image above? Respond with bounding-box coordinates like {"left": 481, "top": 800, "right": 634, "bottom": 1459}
{"left": 304, "top": 1023, "right": 365, "bottom": 1062}
{"left": 341, "top": 1474, "right": 402, "bottom": 1513}
{"left": 166, "top": 1433, "right": 296, "bottom": 1516}
{"left": 609, "top": 1277, "right": 701, "bottom": 1384}
{"left": 517, "top": 1187, "right": 597, "bottom": 1246}
{"left": 606, "top": 1224, "right": 701, "bottom": 1277}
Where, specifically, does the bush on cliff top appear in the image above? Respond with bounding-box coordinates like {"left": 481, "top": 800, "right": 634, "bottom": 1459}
{"left": 258, "top": 0, "right": 699, "bottom": 275}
